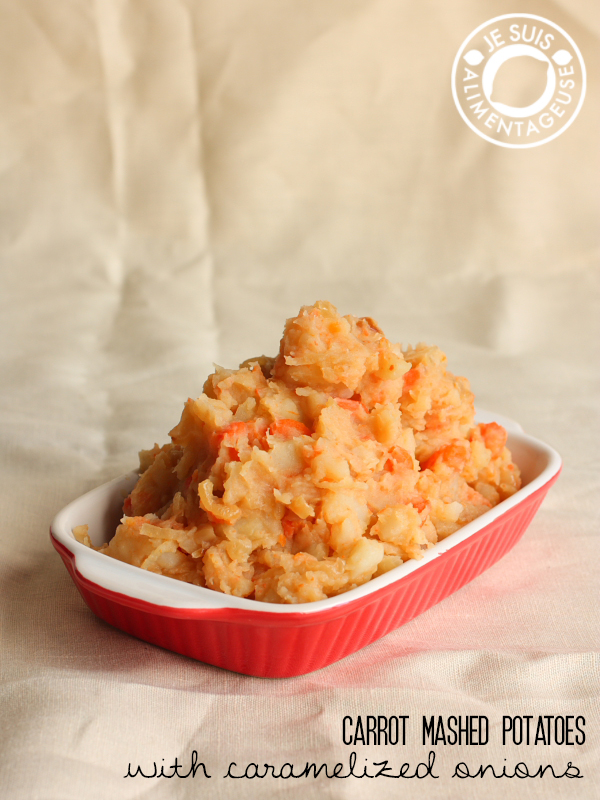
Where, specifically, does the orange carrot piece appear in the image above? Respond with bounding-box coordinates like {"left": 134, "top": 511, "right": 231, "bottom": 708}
{"left": 478, "top": 422, "right": 507, "bottom": 458}
{"left": 269, "top": 419, "right": 311, "bottom": 438}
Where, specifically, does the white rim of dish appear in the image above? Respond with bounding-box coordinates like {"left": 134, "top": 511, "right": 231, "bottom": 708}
{"left": 51, "top": 411, "right": 561, "bottom": 615}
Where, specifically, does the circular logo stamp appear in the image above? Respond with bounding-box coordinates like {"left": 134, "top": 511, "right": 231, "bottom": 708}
{"left": 452, "top": 14, "right": 586, "bottom": 148}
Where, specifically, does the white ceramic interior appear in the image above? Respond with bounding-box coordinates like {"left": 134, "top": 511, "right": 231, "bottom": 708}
{"left": 50, "top": 411, "right": 561, "bottom": 615}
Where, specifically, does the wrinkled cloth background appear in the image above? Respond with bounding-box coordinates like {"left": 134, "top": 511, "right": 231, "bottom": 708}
{"left": 1, "top": 1, "right": 598, "bottom": 798}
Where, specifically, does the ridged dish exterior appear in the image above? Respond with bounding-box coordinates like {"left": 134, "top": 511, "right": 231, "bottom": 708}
{"left": 51, "top": 476, "right": 557, "bottom": 678}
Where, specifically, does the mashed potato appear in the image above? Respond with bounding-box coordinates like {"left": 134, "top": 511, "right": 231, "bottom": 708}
{"left": 75, "top": 301, "right": 521, "bottom": 603}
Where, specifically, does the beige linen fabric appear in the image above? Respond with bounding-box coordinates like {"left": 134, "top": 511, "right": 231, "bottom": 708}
{"left": 1, "top": 1, "right": 598, "bottom": 797}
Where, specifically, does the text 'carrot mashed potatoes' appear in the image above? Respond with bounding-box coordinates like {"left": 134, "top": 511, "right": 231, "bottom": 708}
{"left": 74, "top": 302, "right": 521, "bottom": 603}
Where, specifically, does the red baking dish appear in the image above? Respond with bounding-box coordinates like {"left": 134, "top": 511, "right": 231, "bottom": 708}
{"left": 50, "top": 411, "right": 561, "bottom": 678}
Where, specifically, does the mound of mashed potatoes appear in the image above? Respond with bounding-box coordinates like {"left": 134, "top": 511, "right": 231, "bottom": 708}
{"left": 74, "top": 301, "right": 521, "bottom": 604}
